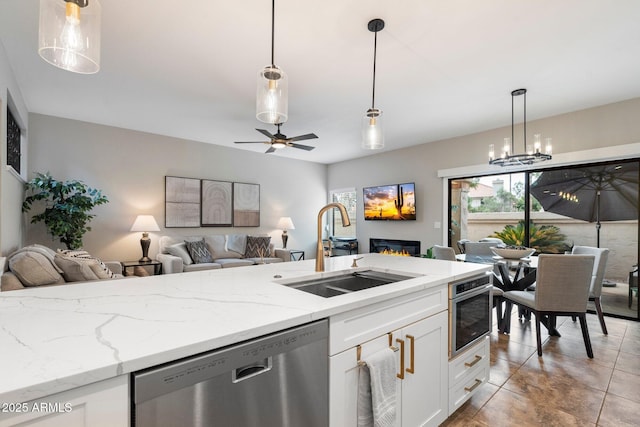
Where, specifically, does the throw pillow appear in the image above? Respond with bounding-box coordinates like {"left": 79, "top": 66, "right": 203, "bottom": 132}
{"left": 166, "top": 242, "right": 194, "bottom": 265}
{"left": 57, "top": 249, "right": 115, "bottom": 279}
{"left": 54, "top": 254, "right": 100, "bottom": 282}
{"left": 184, "top": 239, "right": 214, "bottom": 264}
{"left": 8, "top": 251, "right": 65, "bottom": 287}
{"left": 245, "top": 236, "right": 271, "bottom": 258}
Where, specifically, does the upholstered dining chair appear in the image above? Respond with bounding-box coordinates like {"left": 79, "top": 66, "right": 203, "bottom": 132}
{"left": 432, "top": 245, "right": 456, "bottom": 261}
{"left": 571, "top": 246, "right": 610, "bottom": 335}
{"left": 500, "top": 254, "right": 595, "bottom": 358}
{"left": 463, "top": 242, "right": 498, "bottom": 257}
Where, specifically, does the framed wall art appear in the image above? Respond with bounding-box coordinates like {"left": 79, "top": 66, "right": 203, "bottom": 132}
{"left": 165, "top": 176, "right": 201, "bottom": 227}
{"left": 201, "top": 179, "right": 233, "bottom": 226}
{"left": 233, "top": 182, "right": 260, "bottom": 227}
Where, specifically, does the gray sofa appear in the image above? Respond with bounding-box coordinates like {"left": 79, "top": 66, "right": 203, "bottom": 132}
{"left": 1, "top": 244, "right": 124, "bottom": 292}
{"left": 157, "top": 234, "right": 291, "bottom": 274}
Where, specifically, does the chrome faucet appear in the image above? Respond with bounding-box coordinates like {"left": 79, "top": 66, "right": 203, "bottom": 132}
{"left": 316, "top": 203, "right": 351, "bottom": 272}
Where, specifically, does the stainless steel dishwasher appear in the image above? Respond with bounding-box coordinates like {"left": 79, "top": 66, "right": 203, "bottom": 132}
{"left": 132, "top": 319, "right": 329, "bottom": 427}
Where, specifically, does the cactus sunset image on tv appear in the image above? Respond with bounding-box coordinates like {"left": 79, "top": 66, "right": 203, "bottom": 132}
{"left": 363, "top": 182, "right": 416, "bottom": 220}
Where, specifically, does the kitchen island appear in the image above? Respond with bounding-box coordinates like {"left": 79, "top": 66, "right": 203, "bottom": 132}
{"left": 0, "top": 254, "right": 489, "bottom": 426}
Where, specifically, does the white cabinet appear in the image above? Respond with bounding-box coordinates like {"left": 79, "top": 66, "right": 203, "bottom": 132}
{"left": 448, "top": 336, "right": 490, "bottom": 415}
{"left": 329, "top": 286, "right": 448, "bottom": 427}
{"left": 0, "top": 375, "right": 129, "bottom": 427}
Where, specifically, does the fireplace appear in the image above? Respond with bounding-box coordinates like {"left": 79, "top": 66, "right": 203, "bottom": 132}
{"left": 369, "top": 238, "right": 421, "bottom": 256}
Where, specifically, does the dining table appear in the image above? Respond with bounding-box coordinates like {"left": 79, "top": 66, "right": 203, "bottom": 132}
{"left": 456, "top": 253, "right": 561, "bottom": 336}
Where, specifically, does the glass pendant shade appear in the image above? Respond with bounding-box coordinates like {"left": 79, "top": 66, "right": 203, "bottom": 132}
{"left": 38, "top": 0, "right": 101, "bottom": 74}
{"left": 362, "top": 108, "right": 384, "bottom": 150}
{"left": 256, "top": 65, "right": 288, "bottom": 124}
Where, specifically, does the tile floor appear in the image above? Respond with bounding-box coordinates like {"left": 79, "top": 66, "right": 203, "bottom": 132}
{"left": 442, "top": 310, "right": 640, "bottom": 427}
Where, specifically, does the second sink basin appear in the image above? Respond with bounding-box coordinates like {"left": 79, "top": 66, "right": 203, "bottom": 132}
{"left": 283, "top": 270, "right": 416, "bottom": 298}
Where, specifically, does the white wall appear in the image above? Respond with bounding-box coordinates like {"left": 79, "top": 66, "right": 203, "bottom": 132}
{"left": 328, "top": 98, "right": 640, "bottom": 254}
{"left": 26, "top": 114, "right": 328, "bottom": 262}
{"left": 0, "top": 40, "right": 29, "bottom": 256}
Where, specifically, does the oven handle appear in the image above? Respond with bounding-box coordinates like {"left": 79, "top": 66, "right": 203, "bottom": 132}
{"left": 451, "top": 284, "right": 492, "bottom": 302}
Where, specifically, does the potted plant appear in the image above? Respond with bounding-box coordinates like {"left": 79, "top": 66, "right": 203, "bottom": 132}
{"left": 22, "top": 172, "right": 109, "bottom": 250}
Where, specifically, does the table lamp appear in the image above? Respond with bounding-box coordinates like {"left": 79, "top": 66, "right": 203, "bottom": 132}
{"left": 276, "top": 217, "right": 295, "bottom": 249}
{"left": 130, "top": 215, "right": 160, "bottom": 262}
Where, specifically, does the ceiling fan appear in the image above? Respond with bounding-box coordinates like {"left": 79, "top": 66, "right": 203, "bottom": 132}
{"left": 234, "top": 124, "right": 318, "bottom": 153}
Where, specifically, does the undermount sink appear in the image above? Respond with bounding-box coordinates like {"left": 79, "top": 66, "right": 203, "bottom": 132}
{"left": 281, "top": 270, "right": 417, "bottom": 298}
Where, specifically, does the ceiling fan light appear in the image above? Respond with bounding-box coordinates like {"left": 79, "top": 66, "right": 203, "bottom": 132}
{"left": 256, "top": 65, "right": 288, "bottom": 124}
{"left": 38, "top": 0, "right": 101, "bottom": 74}
{"left": 272, "top": 141, "right": 287, "bottom": 149}
{"left": 362, "top": 108, "right": 384, "bottom": 150}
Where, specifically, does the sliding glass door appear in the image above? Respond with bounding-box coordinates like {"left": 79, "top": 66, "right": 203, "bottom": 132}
{"left": 449, "top": 159, "right": 639, "bottom": 320}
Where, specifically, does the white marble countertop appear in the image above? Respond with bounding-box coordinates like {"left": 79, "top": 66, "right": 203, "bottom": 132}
{"left": 0, "top": 254, "right": 488, "bottom": 404}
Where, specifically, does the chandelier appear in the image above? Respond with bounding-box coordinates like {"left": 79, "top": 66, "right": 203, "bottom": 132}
{"left": 489, "top": 89, "right": 552, "bottom": 166}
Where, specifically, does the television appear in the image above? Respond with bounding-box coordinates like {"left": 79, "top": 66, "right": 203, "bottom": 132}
{"left": 363, "top": 182, "right": 416, "bottom": 221}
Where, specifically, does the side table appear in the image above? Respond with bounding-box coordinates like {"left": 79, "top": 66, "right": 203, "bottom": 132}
{"left": 121, "top": 260, "right": 162, "bottom": 277}
{"left": 288, "top": 250, "right": 305, "bottom": 261}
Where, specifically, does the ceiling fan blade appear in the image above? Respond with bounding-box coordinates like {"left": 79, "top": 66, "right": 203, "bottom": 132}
{"left": 290, "top": 143, "right": 316, "bottom": 151}
{"left": 265, "top": 146, "right": 276, "bottom": 154}
{"left": 256, "top": 129, "right": 276, "bottom": 139}
{"left": 287, "top": 133, "right": 318, "bottom": 142}
{"left": 234, "top": 141, "right": 269, "bottom": 144}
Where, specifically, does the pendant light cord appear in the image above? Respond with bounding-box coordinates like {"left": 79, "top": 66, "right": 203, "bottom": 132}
{"left": 371, "top": 29, "right": 378, "bottom": 109}
{"left": 270, "top": 0, "right": 275, "bottom": 67}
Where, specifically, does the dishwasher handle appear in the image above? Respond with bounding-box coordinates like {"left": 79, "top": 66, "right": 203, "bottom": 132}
{"left": 232, "top": 357, "right": 273, "bottom": 383}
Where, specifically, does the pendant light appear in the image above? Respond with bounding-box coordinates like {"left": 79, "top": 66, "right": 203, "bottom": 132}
{"left": 362, "top": 18, "right": 385, "bottom": 150}
{"left": 489, "top": 89, "right": 553, "bottom": 167}
{"left": 38, "top": 0, "right": 101, "bottom": 74}
{"left": 256, "top": 0, "right": 288, "bottom": 124}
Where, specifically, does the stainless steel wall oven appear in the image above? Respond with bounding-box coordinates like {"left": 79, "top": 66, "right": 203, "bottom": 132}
{"left": 448, "top": 273, "right": 492, "bottom": 358}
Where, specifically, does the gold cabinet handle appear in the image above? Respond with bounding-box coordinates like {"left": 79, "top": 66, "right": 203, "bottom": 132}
{"left": 464, "top": 379, "right": 483, "bottom": 393}
{"left": 464, "top": 355, "right": 483, "bottom": 368}
{"left": 406, "top": 334, "right": 415, "bottom": 374}
{"left": 396, "top": 338, "right": 405, "bottom": 379}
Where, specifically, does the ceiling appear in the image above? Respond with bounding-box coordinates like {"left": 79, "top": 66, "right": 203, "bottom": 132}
{"left": 1, "top": 0, "right": 640, "bottom": 165}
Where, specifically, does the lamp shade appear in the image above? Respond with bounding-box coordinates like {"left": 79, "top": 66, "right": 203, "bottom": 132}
{"left": 362, "top": 108, "right": 384, "bottom": 149}
{"left": 130, "top": 215, "right": 160, "bottom": 232}
{"left": 256, "top": 65, "right": 288, "bottom": 124}
{"left": 38, "top": 0, "right": 101, "bottom": 74}
{"left": 276, "top": 216, "right": 295, "bottom": 230}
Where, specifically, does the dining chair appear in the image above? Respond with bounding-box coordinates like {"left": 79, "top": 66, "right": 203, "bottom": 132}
{"left": 463, "top": 242, "right": 497, "bottom": 257}
{"left": 500, "top": 254, "right": 595, "bottom": 358}
{"left": 456, "top": 239, "right": 471, "bottom": 254}
{"left": 432, "top": 245, "right": 456, "bottom": 261}
{"left": 571, "top": 246, "right": 610, "bottom": 335}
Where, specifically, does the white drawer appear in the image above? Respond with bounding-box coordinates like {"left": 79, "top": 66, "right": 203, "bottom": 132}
{"left": 329, "top": 286, "right": 447, "bottom": 355}
{"left": 448, "top": 363, "right": 489, "bottom": 416}
{"left": 448, "top": 336, "right": 490, "bottom": 386}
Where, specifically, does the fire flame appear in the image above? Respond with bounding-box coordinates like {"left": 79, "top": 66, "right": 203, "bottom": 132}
{"left": 380, "top": 248, "right": 411, "bottom": 256}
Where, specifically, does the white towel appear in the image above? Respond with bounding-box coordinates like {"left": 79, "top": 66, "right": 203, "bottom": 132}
{"left": 357, "top": 347, "right": 398, "bottom": 427}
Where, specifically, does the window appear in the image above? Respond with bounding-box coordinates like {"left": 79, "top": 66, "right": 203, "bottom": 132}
{"left": 6, "top": 107, "right": 21, "bottom": 175}
{"left": 330, "top": 188, "right": 357, "bottom": 237}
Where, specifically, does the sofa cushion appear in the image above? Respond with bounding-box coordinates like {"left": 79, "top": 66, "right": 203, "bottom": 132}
{"left": 205, "top": 235, "right": 242, "bottom": 259}
{"left": 226, "top": 234, "right": 247, "bottom": 256}
{"left": 166, "top": 242, "right": 193, "bottom": 265}
{"left": 245, "top": 236, "right": 272, "bottom": 258}
{"left": 183, "top": 262, "right": 222, "bottom": 272}
{"left": 8, "top": 251, "right": 65, "bottom": 287}
{"left": 185, "top": 239, "right": 214, "bottom": 264}
{"left": 57, "top": 249, "right": 115, "bottom": 279}
{"left": 54, "top": 254, "right": 100, "bottom": 282}
{"left": 216, "top": 258, "right": 255, "bottom": 268}
{"left": 10, "top": 244, "right": 63, "bottom": 273}
{"left": 245, "top": 257, "right": 283, "bottom": 265}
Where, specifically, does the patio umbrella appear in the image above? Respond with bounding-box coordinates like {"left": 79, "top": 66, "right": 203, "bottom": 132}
{"left": 530, "top": 162, "right": 639, "bottom": 247}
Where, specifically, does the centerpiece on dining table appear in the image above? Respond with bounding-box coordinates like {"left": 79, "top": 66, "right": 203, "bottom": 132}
{"left": 490, "top": 245, "right": 536, "bottom": 260}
